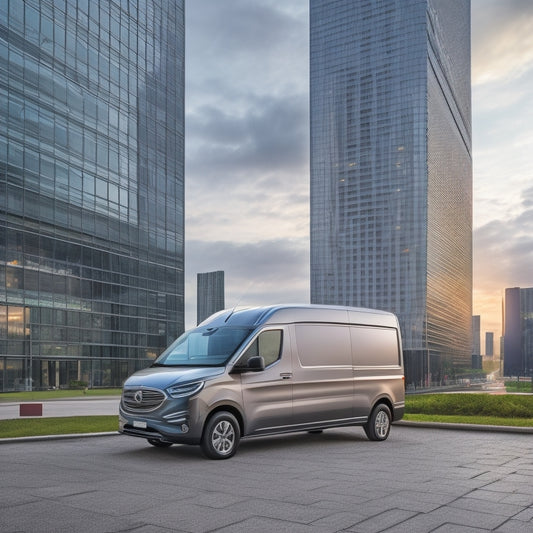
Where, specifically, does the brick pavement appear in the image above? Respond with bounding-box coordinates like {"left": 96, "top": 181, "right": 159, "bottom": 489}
{"left": 1, "top": 425, "right": 532, "bottom": 532}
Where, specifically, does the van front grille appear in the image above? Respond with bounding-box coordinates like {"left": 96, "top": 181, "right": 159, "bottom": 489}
{"left": 122, "top": 388, "right": 166, "bottom": 412}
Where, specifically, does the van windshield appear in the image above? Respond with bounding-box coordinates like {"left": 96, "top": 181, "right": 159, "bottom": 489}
{"left": 153, "top": 326, "right": 253, "bottom": 367}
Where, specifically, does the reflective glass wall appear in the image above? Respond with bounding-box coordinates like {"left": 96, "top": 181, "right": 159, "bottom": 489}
{"left": 0, "top": 0, "right": 184, "bottom": 391}
{"left": 503, "top": 287, "right": 533, "bottom": 377}
{"left": 426, "top": 0, "right": 472, "bottom": 379}
{"left": 310, "top": 0, "right": 471, "bottom": 387}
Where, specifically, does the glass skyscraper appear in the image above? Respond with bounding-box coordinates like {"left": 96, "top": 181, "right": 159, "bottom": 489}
{"left": 197, "top": 270, "right": 225, "bottom": 325}
{"left": 0, "top": 1, "right": 184, "bottom": 391}
{"left": 310, "top": 0, "right": 472, "bottom": 387}
{"left": 503, "top": 287, "right": 533, "bottom": 377}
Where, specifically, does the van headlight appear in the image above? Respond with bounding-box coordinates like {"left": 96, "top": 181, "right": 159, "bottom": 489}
{"left": 166, "top": 381, "right": 204, "bottom": 399}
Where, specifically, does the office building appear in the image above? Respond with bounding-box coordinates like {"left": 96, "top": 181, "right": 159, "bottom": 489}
{"left": 197, "top": 271, "right": 225, "bottom": 325}
{"left": 310, "top": 0, "right": 472, "bottom": 386}
{"left": 485, "top": 332, "right": 494, "bottom": 357}
{"left": 0, "top": 1, "right": 184, "bottom": 391}
{"left": 503, "top": 288, "right": 533, "bottom": 376}
{"left": 472, "top": 315, "right": 481, "bottom": 369}
{"left": 472, "top": 315, "right": 480, "bottom": 356}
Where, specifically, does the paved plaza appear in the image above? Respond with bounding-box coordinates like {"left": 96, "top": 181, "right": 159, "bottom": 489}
{"left": 1, "top": 425, "right": 532, "bottom": 532}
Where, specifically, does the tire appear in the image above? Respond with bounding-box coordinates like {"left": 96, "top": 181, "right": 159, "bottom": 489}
{"left": 364, "top": 403, "right": 392, "bottom": 441}
{"left": 147, "top": 439, "right": 173, "bottom": 448}
{"left": 201, "top": 411, "right": 240, "bottom": 460}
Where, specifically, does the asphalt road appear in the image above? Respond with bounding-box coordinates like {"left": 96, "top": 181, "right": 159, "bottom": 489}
{"left": 1, "top": 426, "right": 532, "bottom": 532}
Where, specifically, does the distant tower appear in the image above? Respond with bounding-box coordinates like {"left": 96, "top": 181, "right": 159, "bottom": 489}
{"left": 503, "top": 287, "right": 533, "bottom": 376}
{"left": 472, "top": 316, "right": 481, "bottom": 356}
{"left": 197, "top": 271, "right": 225, "bottom": 325}
{"left": 472, "top": 316, "right": 481, "bottom": 369}
{"left": 310, "top": 0, "right": 472, "bottom": 387}
{"left": 485, "top": 332, "right": 494, "bottom": 357}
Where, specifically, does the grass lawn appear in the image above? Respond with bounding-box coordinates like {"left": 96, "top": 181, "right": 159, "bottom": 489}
{"left": 0, "top": 416, "right": 118, "bottom": 438}
{"left": 0, "top": 388, "right": 122, "bottom": 403}
{"left": 403, "top": 414, "right": 533, "bottom": 427}
{"left": 405, "top": 393, "right": 533, "bottom": 418}
{"left": 404, "top": 393, "right": 533, "bottom": 429}
{"left": 505, "top": 381, "right": 533, "bottom": 393}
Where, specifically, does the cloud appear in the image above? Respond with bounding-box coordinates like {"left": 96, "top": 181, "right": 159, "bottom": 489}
{"left": 472, "top": 0, "right": 533, "bottom": 85}
{"left": 522, "top": 186, "right": 533, "bottom": 209}
{"left": 187, "top": 93, "right": 309, "bottom": 188}
{"left": 475, "top": 215, "right": 533, "bottom": 287}
{"left": 186, "top": 0, "right": 308, "bottom": 107}
{"left": 474, "top": 199, "right": 533, "bottom": 340}
{"left": 186, "top": 1, "right": 300, "bottom": 59}
{"left": 471, "top": 3, "right": 533, "bottom": 229}
{"left": 474, "top": 177, "right": 533, "bottom": 280}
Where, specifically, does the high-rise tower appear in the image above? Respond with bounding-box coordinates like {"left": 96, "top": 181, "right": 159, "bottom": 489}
{"left": 503, "top": 287, "right": 533, "bottom": 377}
{"left": 0, "top": 1, "right": 184, "bottom": 391}
{"left": 197, "top": 271, "right": 225, "bottom": 325}
{"left": 310, "top": 0, "right": 472, "bottom": 386}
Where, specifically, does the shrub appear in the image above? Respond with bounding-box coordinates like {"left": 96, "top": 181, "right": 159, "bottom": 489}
{"left": 69, "top": 380, "right": 88, "bottom": 389}
{"left": 405, "top": 394, "right": 533, "bottom": 419}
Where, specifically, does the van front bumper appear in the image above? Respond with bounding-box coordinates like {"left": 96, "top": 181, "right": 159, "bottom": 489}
{"left": 118, "top": 397, "right": 204, "bottom": 445}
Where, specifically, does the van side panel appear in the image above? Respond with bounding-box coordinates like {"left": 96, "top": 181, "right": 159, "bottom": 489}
{"left": 351, "top": 327, "right": 402, "bottom": 366}
{"left": 350, "top": 326, "right": 404, "bottom": 419}
{"left": 290, "top": 324, "right": 355, "bottom": 425}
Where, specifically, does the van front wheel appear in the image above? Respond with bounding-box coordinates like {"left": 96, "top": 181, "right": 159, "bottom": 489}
{"left": 201, "top": 411, "right": 240, "bottom": 459}
{"left": 364, "top": 404, "right": 391, "bottom": 441}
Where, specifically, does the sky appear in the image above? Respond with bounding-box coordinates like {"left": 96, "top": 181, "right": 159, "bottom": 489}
{"left": 184, "top": 0, "right": 533, "bottom": 353}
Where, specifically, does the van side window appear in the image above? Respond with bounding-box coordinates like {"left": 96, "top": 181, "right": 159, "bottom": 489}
{"left": 238, "top": 330, "right": 282, "bottom": 368}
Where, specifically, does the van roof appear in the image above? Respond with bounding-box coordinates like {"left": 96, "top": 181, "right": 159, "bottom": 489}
{"left": 200, "top": 304, "right": 399, "bottom": 329}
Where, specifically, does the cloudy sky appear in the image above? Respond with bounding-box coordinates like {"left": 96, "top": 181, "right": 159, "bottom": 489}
{"left": 184, "top": 1, "right": 533, "bottom": 352}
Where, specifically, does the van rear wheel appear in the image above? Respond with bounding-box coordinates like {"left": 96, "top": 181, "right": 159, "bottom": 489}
{"left": 201, "top": 411, "right": 240, "bottom": 459}
{"left": 364, "top": 404, "right": 391, "bottom": 441}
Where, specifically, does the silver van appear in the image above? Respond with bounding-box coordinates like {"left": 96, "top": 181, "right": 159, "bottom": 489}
{"left": 119, "top": 304, "right": 405, "bottom": 459}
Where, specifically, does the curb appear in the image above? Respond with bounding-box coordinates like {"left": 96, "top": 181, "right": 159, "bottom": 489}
{"left": 0, "top": 431, "right": 119, "bottom": 444}
{"left": 396, "top": 420, "right": 533, "bottom": 434}
{"left": 2, "top": 422, "right": 533, "bottom": 444}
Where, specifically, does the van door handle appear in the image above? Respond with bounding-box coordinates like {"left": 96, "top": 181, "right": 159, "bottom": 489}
{"left": 280, "top": 372, "right": 292, "bottom": 380}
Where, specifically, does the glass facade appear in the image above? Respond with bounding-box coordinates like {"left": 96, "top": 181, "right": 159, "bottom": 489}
{"left": 310, "top": 0, "right": 472, "bottom": 387}
{"left": 197, "top": 270, "right": 225, "bottom": 326}
{"left": 0, "top": 0, "right": 184, "bottom": 391}
{"left": 504, "top": 288, "right": 533, "bottom": 377}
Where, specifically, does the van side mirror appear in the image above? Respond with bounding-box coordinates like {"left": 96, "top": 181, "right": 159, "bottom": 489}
{"left": 231, "top": 355, "right": 265, "bottom": 373}
{"left": 246, "top": 356, "right": 265, "bottom": 372}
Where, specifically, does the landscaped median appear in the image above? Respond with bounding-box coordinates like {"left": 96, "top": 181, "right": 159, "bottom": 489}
{"left": 403, "top": 393, "right": 533, "bottom": 428}
{"left": 0, "top": 389, "right": 121, "bottom": 440}
{"left": 0, "top": 388, "right": 122, "bottom": 403}
{"left": 0, "top": 416, "right": 119, "bottom": 439}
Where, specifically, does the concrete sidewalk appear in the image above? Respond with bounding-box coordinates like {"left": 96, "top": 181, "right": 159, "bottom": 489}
{"left": 0, "top": 396, "right": 120, "bottom": 420}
